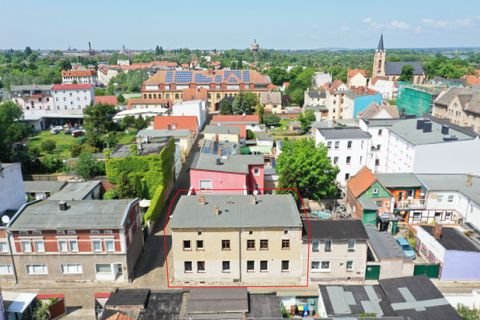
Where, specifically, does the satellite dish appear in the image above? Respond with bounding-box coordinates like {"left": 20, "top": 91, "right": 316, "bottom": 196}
{"left": 1, "top": 215, "right": 10, "bottom": 224}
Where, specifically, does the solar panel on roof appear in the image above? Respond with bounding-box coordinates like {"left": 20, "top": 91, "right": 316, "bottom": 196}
{"left": 166, "top": 71, "right": 173, "bottom": 82}
{"left": 215, "top": 75, "right": 222, "bottom": 83}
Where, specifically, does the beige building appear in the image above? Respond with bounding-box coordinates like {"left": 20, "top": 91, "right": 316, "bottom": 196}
{"left": 303, "top": 220, "right": 368, "bottom": 283}
{"left": 347, "top": 69, "right": 368, "bottom": 88}
{"left": 433, "top": 87, "right": 480, "bottom": 133}
{"left": 260, "top": 92, "right": 283, "bottom": 114}
{"left": 170, "top": 194, "right": 303, "bottom": 285}
{"left": 303, "top": 86, "right": 354, "bottom": 121}
{"left": 203, "top": 125, "right": 240, "bottom": 143}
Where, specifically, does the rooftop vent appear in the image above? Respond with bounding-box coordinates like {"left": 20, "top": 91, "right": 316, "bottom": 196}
{"left": 59, "top": 201, "right": 68, "bottom": 211}
{"left": 213, "top": 206, "right": 221, "bottom": 215}
{"left": 441, "top": 125, "right": 450, "bottom": 135}
{"left": 423, "top": 121, "right": 432, "bottom": 133}
{"left": 198, "top": 196, "right": 206, "bottom": 205}
{"left": 416, "top": 119, "right": 425, "bottom": 130}
{"left": 251, "top": 195, "right": 258, "bottom": 205}
{"left": 443, "top": 135, "right": 458, "bottom": 141}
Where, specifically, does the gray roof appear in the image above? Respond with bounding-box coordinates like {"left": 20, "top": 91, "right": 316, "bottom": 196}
{"left": 137, "top": 129, "right": 190, "bottom": 139}
{"left": 434, "top": 87, "right": 480, "bottom": 115}
{"left": 416, "top": 174, "right": 480, "bottom": 207}
{"left": 421, "top": 226, "right": 480, "bottom": 252}
{"left": 246, "top": 294, "right": 282, "bottom": 318}
{"left": 365, "top": 226, "right": 407, "bottom": 260}
{"left": 304, "top": 105, "right": 328, "bottom": 112}
{"left": 306, "top": 219, "right": 368, "bottom": 240}
{"left": 385, "top": 62, "right": 424, "bottom": 76}
{"left": 360, "top": 118, "right": 400, "bottom": 127}
{"left": 377, "top": 33, "right": 384, "bottom": 51}
{"left": 306, "top": 89, "right": 326, "bottom": 99}
{"left": 376, "top": 173, "right": 423, "bottom": 189}
{"left": 315, "top": 127, "right": 371, "bottom": 140}
{"left": 170, "top": 195, "right": 302, "bottom": 229}
{"left": 359, "top": 197, "right": 379, "bottom": 211}
{"left": 10, "top": 84, "right": 52, "bottom": 92}
{"left": 255, "top": 132, "right": 274, "bottom": 141}
{"left": 23, "top": 181, "right": 67, "bottom": 194}
{"left": 389, "top": 118, "right": 475, "bottom": 145}
{"left": 204, "top": 125, "right": 240, "bottom": 135}
{"left": 187, "top": 288, "right": 248, "bottom": 316}
{"left": 49, "top": 181, "right": 101, "bottom": 200}
{"left": 9, "top": 199, "right": 137, "bottom": 230}
{"left": 260, "top": 91, "right": 281, "bottom": 105}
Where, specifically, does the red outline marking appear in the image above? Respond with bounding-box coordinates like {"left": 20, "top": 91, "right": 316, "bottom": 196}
{"left": 162, "top": 188, "right": 311, "bottom": 289}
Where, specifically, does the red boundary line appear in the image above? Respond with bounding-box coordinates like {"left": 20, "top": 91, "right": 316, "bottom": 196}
{"left": 163, "top": 187, "right": 311, "bottom": 289}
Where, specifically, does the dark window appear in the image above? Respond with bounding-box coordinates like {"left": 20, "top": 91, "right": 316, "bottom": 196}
{"left": 281, "top": 239, "right": 290, "bottom": 249}
{"left": 183, "top": 240, "right": 191, "bottom": 250}
{"left": 197, "top": 261, "right": 205, "bottom": 272}
{"left": 347, "top": 141, "right": 352, "bottom": 149}
{"left": 325, "top": 240, "right": 332, "bottom": 252}
{"left": 247, "top": 240, "right": 255, "bottom": 250}
{"left": 346, "top": 156, "right": 351, "bottom": 164}
{"left": 222, "top": 240, "right": 230, "bottom": 250}
{"left": 196, "top": 240, "right": 204, "bottom": 250}
{"left": 260, "top": 239, "right": 269, "bottom": 250}
{"left": 281, "top": 260, "right": 289, "bottom": 271}
{"left": 222, "top": 261, "right": 230, "bottom": 272}
{"left": 184, "top": 261, "right": 192, "bottom": 272}
{"left": 260, "top": 260, "right": 268, "bottom": 271}
{"left": 247, "top": 260, "right": 254, "bottom": 272}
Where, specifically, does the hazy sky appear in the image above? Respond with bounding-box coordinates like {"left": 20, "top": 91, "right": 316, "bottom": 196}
{"left": 1, "top": 0, "right": 479, "bottom": 50}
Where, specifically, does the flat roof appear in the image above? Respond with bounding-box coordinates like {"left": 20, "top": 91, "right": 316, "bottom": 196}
{"left": 187, "top": 288, "right": 248, "bottom": 315}
{"left": 3, "top": 291, "right": 37, "bottom": 314}
{"left": 376, "top": 173, "right": 424, "bottom": 189}
{"left": 361, "top": 118, "right": 401, "bottom": 127}
{"left": 49, "top": 181, "right": 101, "bottom": 200}
{"left": 421, "top": 226, "right": 480, "bottom": 252}
{"left": 9, "top": 199, "right": 136, "bottom": 231}
{"left": 365, "top": 226, "right": 407, "bottom": 260}
{"left": 246, "top": 294, "right": 282, "bottom": 318}
{"left": 315, "top": 127, "right": 371, "bottom": 140}
{"left": 106, "top": 289, "right": 149, "bottom": 307}
{"left": 23, "top": 180, "right": 67, "bottom": 194}
{"left": 170, "top": 195, "right": 302, "bottom": 229}
{"left": 204, "top": 125, "right": 241, "bottom": 135}
{"left": 306, "top": 219, "right": 368, "bottom": 240}
{"left": 138, "top": 291, "right": 183, "bottom": 320}
{"left": 137, "top": 129, "right": 190, "bottom": 139}
{"left": 416, "top": 174, "right": 480, "bottom": 207}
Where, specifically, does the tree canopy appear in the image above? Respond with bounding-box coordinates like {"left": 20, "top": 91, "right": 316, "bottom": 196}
{"left": 232, "top": 92, "right": 258, "bottom": 115}
{"left": 0, "top": 101, "right": 31, "bottom": 162}
{"left": 298, "top": 110, "right": 316, "bottom": 134}
{"left": 75, "top": 152, "right": 105, "bottom": 179}
{"left": 399, "top": 64, "right": 414, "bottom": 82}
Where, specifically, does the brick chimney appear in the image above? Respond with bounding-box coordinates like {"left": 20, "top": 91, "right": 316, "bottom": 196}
{"left": 433, "top": 224, "right": 443, "bottom": 240}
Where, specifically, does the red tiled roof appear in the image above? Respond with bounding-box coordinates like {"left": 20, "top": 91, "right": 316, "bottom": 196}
{"left": 463, "top": 75, "right": 480, "bottom": 86}
{"left": 153, "top": 115, "right": 198, "bottom": 133}
{"left": 347, "top": 167, "right": 377, "bottom": 198}
{"left": 51, "top": 84, "right": 92, "bottom": 91}
{"left": 127, "top": 98, "right": 171, "bottom": 109}
{"left": 62, "top": 69, "right": 96, "bottom": 77}
{"left": 348, "top": 69, "right": 368, "bottom": 79}
{"left": 111, "top": 61, "right": 178, "bottom": 71}
{"left": 182, "top": 87, "right": 208, "bottom": 101}
{"left": 350, "top": 86, "right": 379, "bottom": 96}
{"left": 211, "top": 115, "right": 260, "bottom": 124}
{"left": 106, "top": 312, "right": 134, "bottom": 320}
{"left": 95, "top": 95, "right": 118, "bottom": 106}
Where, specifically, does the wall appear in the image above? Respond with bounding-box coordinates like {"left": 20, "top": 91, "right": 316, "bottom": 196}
{"left": 379, "top": 259, "right": 414, "bottom": 279}
{"left": 360, "top": 122, "right": 391, "bottom": 173}
{"left": 203, "top": 132, "right": 239, "bottom": 143}
{"left": 353, "top": 94, "right": 383, "bottom": 117}
{"left": 0, "top": 164, "right": 25, "bottom": 213}
{"left": 190, "top": 169, "right": 247, "bottom": 193}
{"left": 385, "top": 133, "right": 415, "bottom": 173}
{"left": 442, "top": 251, "right": 480, "bottom": 281}
{"left": 397, "top": 86, "right": 434, "bottom": 116}
{"left": 172, "top": 101, "right": 207, "bottom": 129}
{"left": 248, "top": 165, "right": 264, "bottom": 192}
{"left": 52, "top": 87, "right": 94, "bottom": 110}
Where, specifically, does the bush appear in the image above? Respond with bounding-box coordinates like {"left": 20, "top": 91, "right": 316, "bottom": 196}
{"left": 103, "top": 189, "right": 118, "bottom": 200}
{"left": 41, "top": 139, "right": 56, "bottom": 153}
{"left": 144, "top": 185, "right": 166, "bottom": 222}
{"left": 40, "top": 155, "right": 64, "bottom": 173}
{"left": 75, "top": 152, "right": 105, "bottom": 179}
{"left": 246, "top": 129, "right": 255, "bottom": 140}
{"left": 263, "top": 113, "right": 281, "bottom": 127}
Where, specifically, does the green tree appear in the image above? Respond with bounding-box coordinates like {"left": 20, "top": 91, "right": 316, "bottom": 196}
{"left": 24, "top": 46, "right": 32, "bottom": 57}
{"left": 33, "top": 300, "right": 50, "bottom": 320}
{"left": 298, "top": 110, "right": 316, "bottom": 134}
{"left": 263, "top": 113, "right": 281, "bottom": 127}
{"left": 155, "top": 45, "right": 161, "bottom": 56}
{"left": 116, "top": 172, "right": 144, "bottom": 199}
{"left": 117, "top": 94, "right": 125, "bottom": 103}
{"left": 399, "top": 64, "right": 414, "bottom": 82}
{"left": 232, "top": 92, "right": 258, "bottom": 115}
{"left": 457, "top": 304, "right": 480, "bottom": 320}
{"left": 286, "top": 68, "right": 315, "bottom": 106}
{"left": 219, "top": 98, "right": 233, "bottom": 115}
{"left": 75, "top": 152, "right": 105, "bottom": 179}
{"left": 40, "top": 139, "right": 56, "bottom": 153}
{"left": 83, "top": 103, "right": 118, "bottom": 147}
{"left": 276, "top": 139, "right": 339, "bottom": 200}
{"left": 0, "top": 101, "right": 31, "bottom": 162}
{"left": 267, "top": 67, "right": 289, "bottom": 85}
{"left": 40, "top": 155, "right": 64, "bottom": 173}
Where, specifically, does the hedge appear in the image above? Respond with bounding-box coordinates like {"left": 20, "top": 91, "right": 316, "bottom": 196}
{"left": 144, "top": 185, "right": 166, "bottom": 222}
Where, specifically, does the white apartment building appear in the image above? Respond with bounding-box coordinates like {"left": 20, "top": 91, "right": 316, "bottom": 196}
{"left": 0, "top": 163, "right": 25, "bottom": 214}
{"left": 51, "top": 84, "right": 95, "bottom": 111}
{"left": 61, "top": 70, "right": 98, "bottom": 85}
{"left": 368, "top": 78, "right": 396, "bottom": 100}
{"left": 172, "top": 100, "right": 207, "bottom": 129}
{"left": 313, "top": 125, "right": 371, "bottom": 187}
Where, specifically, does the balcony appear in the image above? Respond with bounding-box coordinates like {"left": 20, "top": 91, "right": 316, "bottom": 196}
{"left": 396, "top": 198, "right": 426, "bottom": 210}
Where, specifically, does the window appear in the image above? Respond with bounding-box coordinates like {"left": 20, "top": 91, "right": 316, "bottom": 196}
{"left": 324, "top": 240, "right": 332, "bottom": 252}
{"left": 247, "top": 260, "right": 255, "bottom": 272}
{"left": 96, "top": 264, "right": 112, "bottom": 274}
{"left": 105, "top": 240, "right": 115, "bottom": 253}
{"left": 260, "top": 239, "right": 269, "bottom": 250}
{"left": 260, "top": 260, "right": 268, "bottom": 272}
{"left": 92, "top": 240, "right": 102, "bottom": 253}
{"left": 376, "top": 144, "right": 381, "bottom": 151}
{"left": 345, "top": 173, "right": 350, "bottom": 181}
{"left": 375, "top": 159, "right": 380, "bottom": 166}
{"left": 437, "top": 195, "right": 443, "bottom": 202}
{"left": 347, "top": 239, "right": 356, "bottom": 251}
{"left": 281, "top": 260, "right": 289, "bottom": 272}
{"left": 26, "top": 264, "right": 48, "bottom": 275}
{"left": 346, "top": 156, "right": 351, "bottom": 164}
{"left": 378, "top": 129, "right": 383, "bottom": 136}
{"left": 222, "top": 240, "right": 230, "bottom": 250}
{"left": 334, "top": 141, "right": 340, "bottom": 149}
{"left": 247, "top": 240, "right": 255, "bottom": 250}
{"left": 333, "top": 157, "right": 339, "bottom": 165}
{"left": 447, "top": 195, "right": 454, "bottom": 203}
{"left": 183, "top": 240, "right": 191, "bottom": 250}
{"left": 311, "top": 261, "right": 320, "bottom": 271}
{"left": 347, "top": 141, "right": 352, "bottom": 149}
{"left": 59, "top": 240, "right": 68, "bottom": 252}
{"left": 184, "top": 261, "right": 192, "bottom": 273}
{"left": 281, "top": 239, "right": 290, "bottom": 249}
{"left": 372, "top": 187, "right": 379, "bottom": 195}
{"left": 21, "top": 241, "right": 32, "bottom": 253}
{"left": 445, "top": 211, "right": 453, "bottom": 220}
{"left": 199, "top": 180, "right": 212, "bottom": 190}
{"left": 346, "top": 260, "right": 354, "bottom": 271}
{"left": 34, "top": 240, "right": 45, "bottom": 253}
{"left": 196, "top": 240, "right": 204, "bottom": 250}
{"left": 312, "top": 241, "right": 319, "bottom": 252}
{"left": 0, "top": 242, "right": 9, "bottom": 253}
{"left": 69, "top": 240, "right": 79, "bottom": 252}
{"left": 61, "top": 264, "right": 83, "bottom": 274}
{"left": 0, "top": 264, "right": 13, "bottom": 275}
{"left": 327, "top": 141, "right": 332, "bottom": 149}
{"left": 222, "top": 261, "right": 230, "bottom": 272}
{"left": 321, "top": 261, "right": 331, "bottom": 271}
{"left": 197, "top": 261, "right": 205, "bottom": 272}
{"left": 253, "top": 168, "right": 260, "bottom": 176}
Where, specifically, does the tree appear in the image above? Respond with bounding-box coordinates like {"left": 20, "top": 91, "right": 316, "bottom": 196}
{"left": 75, "top": 152, "right": 105, "bottom": 179}
{"left": 219, "top": 98, "right": 233, "bottom": 115}
{"left": 24, "top": 46, "right": 32, "bottom": 57}
{"left": 286, "top": 68, "right": 315, "bottom": 106}
{"left": 298, "top": 110, "right": 316, "bottom": 134}
{"left": 457, "top": 304, "right": 480, "bottom": 320}
{"left": 40, "top": 139, "right": 56, "bottom": 153}
{"left": 263, "top": 113, "right": 281, "bottom": 127}
{"left": 117, "top": 94, "right": 125, "bottom": 103}
{"left": 232, "top": 92, "right": 258, "bottom": 115}
{"left": 155, "top": 45, "right": 161, "bottom": 56}
{"left": 276, "top": 139, "right": 339, "bottom": 201}
{"left": 399, "top": 64, "right": 414, "bottom": 82}
{"left": 33, "top": 300, "right": 50, "bottom": 320}
{"left": 267, "top": 67, "right": 289, "bottom": 86}
{"left": 116, "top": 172, "right": 144, "bottom": 199}
{"left": 0, "top": 101, "right": 31, "bottom": 162}
{"left": 40, "top": 155, "right": 64, "bottom": 173}
{"left": 83, "top": 103, "right": 118, "bottom": 147}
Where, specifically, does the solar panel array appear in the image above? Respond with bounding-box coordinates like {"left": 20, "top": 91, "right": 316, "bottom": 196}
{"left": 243, "top": 71, "right": 250, "bottom": 83}
{"left": 165, "top": 71, "right": 173, "bottom": 83}
{"left": 215, "top": 75, "right": 222, "bottom": 83}
{"left": 195, "top": 73, "right": 212, "bottom": 84}
{"left": 175, "top": 71, "right": 192, "bottom": 83}
{"left": 161, "top": 70, "right": 253, "bottom": 85}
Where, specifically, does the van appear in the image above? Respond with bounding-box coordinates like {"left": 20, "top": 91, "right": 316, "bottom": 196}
{"left": 396, "top": 237, "right": 416, "bottom": 260}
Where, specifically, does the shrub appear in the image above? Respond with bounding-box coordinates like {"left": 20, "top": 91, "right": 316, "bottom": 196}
{"left": 246, "top": 129, "right": 255, "bottom": 140}
{"left": 40, "top": 155, "right": 64, "bottom": 173}
{"left": 144, "top": 185, "right": 166, "bottom": 222}
{"left": 41, "top": 139, "right": 56, "bottom": 153}
{"left": 263, "top": 113, "right": 281, "bottom": 127}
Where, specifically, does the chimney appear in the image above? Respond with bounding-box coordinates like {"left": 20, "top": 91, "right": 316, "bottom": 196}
{"left": 217, "top": 146, "right": 222, "bottom": 157}
{"left": 416, "top": 119, "right": 425, "bottom": 130}
{"left": 251, "top": 195, "right": 257, "bottom": 205}
{"left": 467, "top": 173, "right": 473, "bottom": 187}
{"left": 423, "top": 121, "right": 432, "bottom": 133}
{"left": 59, "top": 201, "right": 68, "bottom": 211}
{"left": 433, "top": 224, "right": 443, "bottom": 240}
{"left": 198, "top": 196, "right": 206, "bottom": 205}
{"left": 441, "top": 125, "right": 449, "bottom": 135}
{"left": 213, "top": 206, "right": 221, "bottom": 215}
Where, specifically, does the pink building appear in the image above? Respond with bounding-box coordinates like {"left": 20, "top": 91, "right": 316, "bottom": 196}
{"left": 190, "top": 140, "right": 264, "bottom": 194}
{"left": 10, "top": 85, "right": 54, "bottom": 111}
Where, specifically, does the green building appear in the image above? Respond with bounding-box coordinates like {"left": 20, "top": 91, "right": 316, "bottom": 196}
{"left": 396, "top": 83, "right": 441, "bottom": 116}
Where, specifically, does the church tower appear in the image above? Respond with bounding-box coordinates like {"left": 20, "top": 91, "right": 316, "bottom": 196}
{"left": 373, "top": 34, "right": 386, "bottom": 77}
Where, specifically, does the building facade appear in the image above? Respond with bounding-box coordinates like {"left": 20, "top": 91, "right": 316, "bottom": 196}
{"left": 0, "top": 163, "right": 25, "bottom": 214}
{"left": 51, "top": 84, "right": 95, "bottom": 111}
{"left": 62, "top": 70, "right": 98, "bottom": 85}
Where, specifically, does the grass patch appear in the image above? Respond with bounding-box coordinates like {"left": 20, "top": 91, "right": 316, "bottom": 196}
{"left": 28, "top": 130, "right": 77, "bottom": 158}
{"left": 117, "top": 132, "right": 136, "bottom": 144}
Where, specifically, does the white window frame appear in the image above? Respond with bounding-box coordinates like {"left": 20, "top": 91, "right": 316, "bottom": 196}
{"left": 199, "top": 180, "right": 212, "bottom": 190}
{"left": 95, "top": 263, "right": 112, "bottom": 274}
{"left": 324, "top": 240, "right": 332, "bottom": 252}
{"left": 246, "top": 260, "right": 255, "bottom": 272}
{"left": 320, "top": 261, "right": 331, "bottom": 272}
{"left": 346, "top": 260, "right": 354, "bottom": 271}
{"left": 58, "top": 240, "right": 68, "bottom": 253}
{"left": 0, "top": 241, "right": 9, "bottom": 253}
{"left": 92, "top": 239, "right": 102, "bottom": 253}
{"left": 184, "top": 261, "right": 193, "bottom": 273}
{"left": 0, "top": 264, "right": 13, "bottom": 275}
{"left": 26, "top": 264, "right": 48, "bottom": 275}
{"left": 311, "top": 261, "right": 321, "bottom": 272}
{"left": 34, "top": 240, "right": 45, "bottom": 253}
{"left": 372, "top": 187, "right": 379, "bottom": 195}
{"left": 260, "top": 260, "right": 268, "bottom": 272}
{"left": 312, "top": 241, "right": 320, "bottom": 252}
{"left": 105, "top": 240, "right": 115, "bottom": 253}
{"left": 21, "top": 241, "right": 32, "bottom": 253}
{"left": 253, "top": 167, "right": 260, "bottom": 176}
{"left": 197, "top": 261, "right": 205, "bottom": 273}
{"left": 222, "top": 261, "right": 230, "bottom": 273}
{"left": 69, "top": 240, "right": 79, "bottom": 253}
{"left": 347, "top": 239, "right": 356, "bottom": 251}
{"left": 61, "top": 263, "right": 83, "bottom": 274}
{"left": 281, "top": 260, "right": 290, "bottom": 272}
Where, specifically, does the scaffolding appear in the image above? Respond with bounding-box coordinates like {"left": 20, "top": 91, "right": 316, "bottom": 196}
{"left": 396, "top": 82, "right": 441, "bottom": 116}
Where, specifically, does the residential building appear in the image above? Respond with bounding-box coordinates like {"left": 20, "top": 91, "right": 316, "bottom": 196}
{"left": 5, "top": 199, "right": 143, "bottom": 282}
{"left": 10, "top": 85, "right": 54, "bottom": 112}
{"left": 51, "top": 84, "right": 95, "bottom": 111}
{"left": 61, "top": 69, "right": 97, "bottom": 85}
{"left": 204, "top": 125, "right": 240, "bottom": 143}
{"left": 323, "top": 83, "right": 354, "bottom": 121}
{"left": 170, "top": 194, "right": 303, "bottom": 285}
{"left": 358, "top": 102, "right": 399, "bottom": 120}
{"left": 433, "top": 87, "right": 480, "bottom": 133}
{"left": 303, "top": 88, "right": 327, "bottom": 119}
{"left": 0, "top": 163, "right": 25, "bottom": 214}
{"left": 368, "top": 77, "right": 396, "bottom": 99}
{"left": 347, "top": 69, "right": 368, "bottom": 88}
{"left": 346, "top": 167, "right": 392, "bottom": 224}
{"left": 171, "top": 100, "right": 207, "bottom": 129}
{"left": 24, "top": 180, "right": 67, "bottom": 200}
{"left": 127, "top": 98, "right": 170, "bottom": 110}
{"left": 318, "top": 276, "right": 460, "bottom": 319}
{"left": 189, "top": 140, "right": 264, "bottom": 194}
{"left": 396, "top": 83, "right": 440, "bottom": 116}
{"left": 260, "top": 91, "right": 283, "bottom": 114}
{"left": 313, "top": 72, "right": 332, "bottom": 87}
{"left": 349, "top": 87, "right": 383, "bottom": 118}
{"left": 211, "top": 114, "right": 263, "bottom": 138}
{"left": 313, "top": 125, "right": 372, "bottom": 186}
{"left": 181, "top": 87, "right": 208, "bottom": 103}
{"left": 463, "top": 74, "right": 480, "bottom": 87}
{"left": 153, "top": 115, "right": 198, "bottom": 135}
{"left": 49, "top": 181, "right": 102, "bottom": 200}
{"left": 95, "top": 95, "right": 118, "bottom": 106}
{"left": 431, "top": 76, "right": 466, "bottom": 88}
{"left": 414, "top": 225, "right": 480, "bottom": 281}
{"left": 137, "top": 129, "right": 193, "bottom": 162}
{"left": 141, "top": 70, "right": 274, "bottom": 112}
{"left": 304, "top": 220, "right": 368, "bottom": 282}
{"left": 373, "top": 34, "right": 426, "bottom": 84}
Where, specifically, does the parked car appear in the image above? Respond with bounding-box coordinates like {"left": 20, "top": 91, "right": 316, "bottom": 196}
{"left": 50, "top": 128, "right": 60, "bottom": 134}
{"left": 396, "top": 237, "right": 416, "bottom": 260}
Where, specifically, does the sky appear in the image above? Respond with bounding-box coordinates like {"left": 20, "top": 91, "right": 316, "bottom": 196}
{"left": 1, "top": 0, "right": 479, "bottom": 50}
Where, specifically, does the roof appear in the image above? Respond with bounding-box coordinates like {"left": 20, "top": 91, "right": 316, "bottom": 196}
{"left": 463, "top": 75, "right": 480, "bottom": 86}
{"left": 96, "top": 95, "right": 118, "bottom": 106}
{"left": 137, "top": 129, "right": 191, "bottom": 139}
{"left": 62, "top": 69, "right": 96, "bottom": 77}
{"left": 376, "top": 173, "right": 424, "bottom": 189}
{"left": 377, "top": 33, "right": 384, "bottom": 51}
{"left": 246, "top": 294, "right": 282, "bottom": 318}
{"left": 358, "top": 196, "right": 379, "bottom": 210}
{"left": 306, "top": 89, "right": 326, "bottom": 99}
{"left": 127, "top": 98, "right": 171, "bottom": 108}
{"left": 420, "top": 226, "right": 480, "bottom": 252}
{"left": 416, "top": 174, "right": 480, "bottom": 207}
{"left": 170, "top": 194, "right": 302, "bottom": 229}
{"left": 260, "top": 91, "right": 282, "bottom": 105}
{"left": 347, "top": 167, "right": 377, "bottom": 198}
{"left": 9, "top": 199, "right": 136, "bottom": 231}
{"left": 3, "top": 291, "right": 37, "bottom": 314}
{"left": 204, "top": 125, "right": 240, "bottom": 135}
{"left": 187, "top": 288, "right": 248, "bottom": 316}
{"left": 10, "top": 84, "right": 52, "bottom": 91}
{"left": 211, "top": 114, "right": 260, "bottom": 125}
{"left": 315, "top": 127, "right": 371, "bottom": 140}
{"left": 138, "top": 291, "right": 183, "bottom": 320}
{"left": 106, "top": 289, "right": 149, "bottom": 307}
{"left": 110, "top": 60, "right": 178, "bottom": 71}
{"left": 51, "top": 83, "right": 92, "bottom": 91}
{"left": 306, "top": 219, "right": 368, "bottom": 240}
{"left": 349, "top": 86, "right": 379, "bottom": 97}
{"left": 348, "top": 69, "right": 368, "bottom": 79}
{"left": 365, "top": 226, "right": 407, "bottom": 260}
{"left": 360, "top": 118, "right": 400, "bottom": 127}
{"left": 389, "top": 118, "right": 475, "bottom": 145}
{"left": 23, "top": 180, "right": 67, "bottom": 194}
{"left": 385, "top": 61, "right": 424, "bottom": 76}
{"left": 434, "top": 87, "right": 480, "bottom": 116}
{"left": 105, "top": 312, "right": 134, "bottom": 320}
{"left": 182, "top": 87, "right": 208, "bottom": 101}
{"left": 153, "top": 115, "right": 198, "bottom": 133}
{"left": 49, "top": 181, "right": 101, "bottom": 200}
{"left": 358, "top": 103, "right": 400, "bottom": 119}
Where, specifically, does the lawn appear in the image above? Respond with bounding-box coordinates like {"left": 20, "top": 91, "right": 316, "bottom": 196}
{"left": 28, "top": 130, "right": 77, "bottom": 158}
{"left": 117, "top": 132, "right": 136, "bottom": 144}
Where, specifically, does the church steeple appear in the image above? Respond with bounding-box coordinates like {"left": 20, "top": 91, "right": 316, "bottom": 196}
{"left": 377, "top": 33, "right": 384, "bottom": 51}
